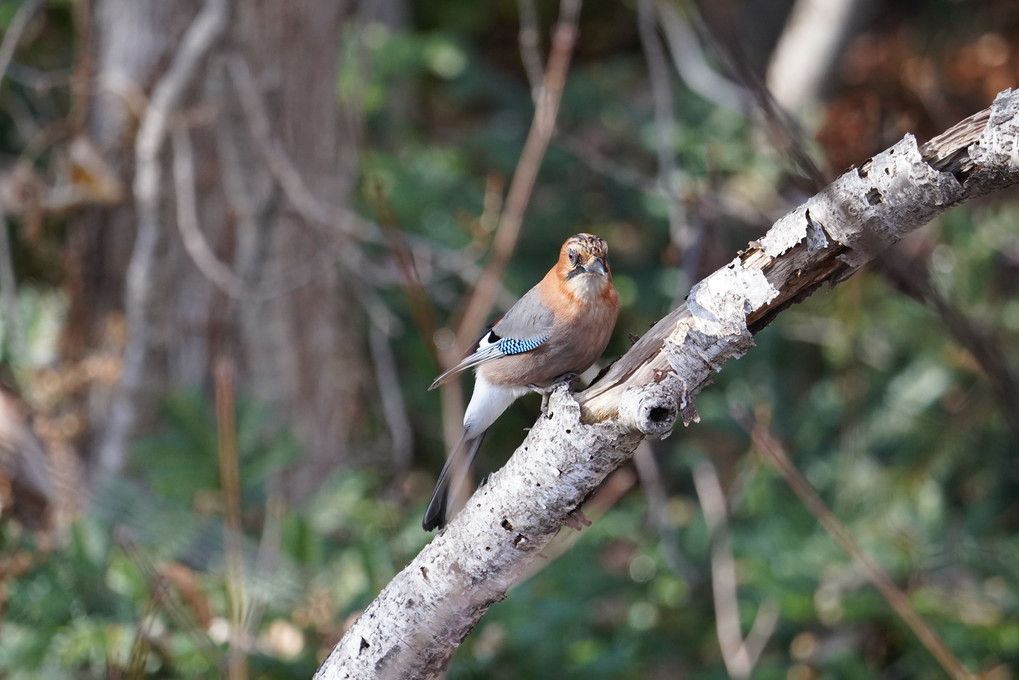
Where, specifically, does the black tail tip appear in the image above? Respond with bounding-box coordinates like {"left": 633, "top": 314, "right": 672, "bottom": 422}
{"left": 423, "top": 479, "right": 451, "bottom": 531}
{"left": 422, "top": 513, "right": 445, "bottom": 532}
{"left": 422, "top": 502, "right": 447, "bottom": 531}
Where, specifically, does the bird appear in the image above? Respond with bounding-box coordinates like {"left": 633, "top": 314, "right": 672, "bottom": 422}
{"left": 423, "top": 233, "right": 620, "bottom": 531}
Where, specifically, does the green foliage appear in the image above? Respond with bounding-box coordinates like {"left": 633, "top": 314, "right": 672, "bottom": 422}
{"left": 0, "top": 389, "right": 426, "bottom": 679}
{"left": 0, "top": 286, "right": 67, "bottom": 380}
{"left": 131, "top": 389, "right": 300, "bottom": 506}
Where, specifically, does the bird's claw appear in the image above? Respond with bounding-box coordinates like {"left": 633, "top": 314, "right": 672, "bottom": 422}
{"left": 529, "top": 372, "right": 581, "bottom": 415}
{"left": 556, "top": 371, "right": 581, "bottom": 387}
{"left": 540, "top": 392, "right": 551, "bottom": 415}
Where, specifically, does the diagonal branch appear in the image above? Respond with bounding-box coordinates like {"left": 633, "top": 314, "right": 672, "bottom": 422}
{"left": 737, "top": 410, "right": 975, "bottom": 680}
{"left": 315, "top": 90, "right": 1019, "bottom": 680}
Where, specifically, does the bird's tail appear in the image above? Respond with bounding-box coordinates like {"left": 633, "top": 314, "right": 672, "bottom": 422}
{"left": 422, "top": 432, "right": 486, "bottom": 531}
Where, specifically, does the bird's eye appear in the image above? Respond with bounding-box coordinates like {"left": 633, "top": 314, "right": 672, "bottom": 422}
{"left": 567, "top": 249, "right": 579, "bottom": 267}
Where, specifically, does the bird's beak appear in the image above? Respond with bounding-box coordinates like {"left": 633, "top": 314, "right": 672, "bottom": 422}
{"left": 583, "top": 257, "right": 608, "bottom": 276}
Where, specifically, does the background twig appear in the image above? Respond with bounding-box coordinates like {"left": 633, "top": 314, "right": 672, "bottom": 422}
{"left": 215, "top": 358, "right": 248, "bottom": 680}
{"left": 96, "top": 0, "right": 232, "bottom": 481}
{"left": 692, "top": 460, "right": 778, "bottom": 679}
{"left": 451, "top": 0, "right": 583, "bottom": 353}
{"left": 735, "top": 407, "right": 976, "bottom": 680}
{"left": 638, "top": 0, "right": 692, "bottom": 296}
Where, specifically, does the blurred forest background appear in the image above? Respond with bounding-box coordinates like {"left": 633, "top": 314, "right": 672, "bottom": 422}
{"left": 0, "top": 0, "right": 1017, "bottom": 678}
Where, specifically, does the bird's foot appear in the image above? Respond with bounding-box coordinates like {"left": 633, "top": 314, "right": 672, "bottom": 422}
{"left": 528, "top": 372, "right": 580, "bottom": 415}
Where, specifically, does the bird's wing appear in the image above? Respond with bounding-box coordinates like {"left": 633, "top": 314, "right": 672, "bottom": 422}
{"left": 429, "top": 286, "right": 553, "bottom": 389}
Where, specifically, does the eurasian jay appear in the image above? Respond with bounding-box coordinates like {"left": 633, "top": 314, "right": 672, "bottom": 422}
{"left": 423, "top": 233, "right": 620, "bottom": 530}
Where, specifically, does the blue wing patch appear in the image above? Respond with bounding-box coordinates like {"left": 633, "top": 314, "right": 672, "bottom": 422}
{"left": 497, "top": 330, "right": 550, "bottom": 355}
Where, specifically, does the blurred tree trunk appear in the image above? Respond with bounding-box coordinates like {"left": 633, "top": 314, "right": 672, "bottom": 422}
{"left": 65, "top": 0, "right": 369, "bottom": 500}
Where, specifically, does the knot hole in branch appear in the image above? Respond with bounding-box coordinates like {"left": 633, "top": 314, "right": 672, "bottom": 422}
{"left": 649, "top": 406, "right": 671, "bottom": 423}
{"left": 619, "top": 385, "right": 679, "bottom": 437}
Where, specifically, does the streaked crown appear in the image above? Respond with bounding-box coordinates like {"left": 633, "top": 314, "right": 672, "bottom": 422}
{"left": 560, "top": 233, "right": 610, "bottom": 277}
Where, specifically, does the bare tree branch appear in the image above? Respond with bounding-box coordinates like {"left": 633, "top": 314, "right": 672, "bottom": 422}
{"left": 554, "top": 132, "right": 661, "bottom": 194}
{"left": 688, "top": 0, "right": 828, "bottom": 189}
{"left": 638, "top": 0, "right": 692, "bottom": 295}
{"left": 515, "top": 0, "right": 545, "bottom": 103}
{"left": 96, "top": 0, "right": 232, "bottom": 481}
{"left": 765, "top": 0, "right": 864, "bottom": 114}
{"left": 518, "top": 0, "right": 662, "bottom": 209}
{"left": 656, "top": 0, "right": 745, "bottom": 113}
{"left": 172, "top": 118, "right": 354, "bottom": 303}
{"left": 692, "top": 460, "right": 778, "bottom": 679}
{"left": 518, "top": 0, "right": 671, "bottom": 220}
{"left": 171, "top": 123, "right": 248, "bottom": 299}
{"left": 369, "top": 323, "right": 414, "bottom": 471}
{"left": 315, "top": 90, "right": 1019, "bottom": 680}
{"left": 736, "top": 409, "right": 976, "bottom": 680}
{"left": 226, "top": 53, "right": 333, "bottom": 230}
{"left": 633, "top": 442, "right": 698, "bottom": 584}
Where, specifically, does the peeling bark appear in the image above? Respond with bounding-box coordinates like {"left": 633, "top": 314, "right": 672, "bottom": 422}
{"left": 315, "top": 89, "right": 1019, "bottom": 680}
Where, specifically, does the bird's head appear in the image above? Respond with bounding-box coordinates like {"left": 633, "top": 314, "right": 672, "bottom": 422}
{"left": 556, "top": 233, "right": 614, "bottom": 300}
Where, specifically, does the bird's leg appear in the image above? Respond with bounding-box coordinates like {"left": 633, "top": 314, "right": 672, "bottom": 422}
{"left": 528, "top": 372, "right": 580, "bottom": 415}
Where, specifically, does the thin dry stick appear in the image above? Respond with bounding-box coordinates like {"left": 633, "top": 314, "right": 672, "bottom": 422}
{"left": 655, "top": 0, "right": 745, "bottom": 113}
{"left": 689, "top": 0, "right": 828, "bottom": 189}
{"left": 225, "top": 53, "right": 390, "bottom": 300}
{"left": 692, "top": 461, "right": 778, "bottom": 679}
{"left": 215, "top": 358, "right": 248, "bottom": 680}
{"left": 229, "top": 50, "right": 518, "bottom": 310}
{"left": 637, "top": 0, "right": 690, "bottom": 272}
{"left": 175, "top": 73, "right": 351, "bottom": 302}
{"left": 225, "top": 54, "right": 359, "bottom": 240}
{"left": 171, "top": 123, "right": 247, "bottom": 298}
{"left": 632, "top": 442, "right": 698, "bottom": 585}
{"left": 516, "top": 0, "right": 545, "bottom": 103}
{"left": 452, "top": 0, "right": 583, "bottom": 352}
{"left": 369, "top": 323, "right": 414, "bottom": 471}
{"left": 517, "top": 0, "right": 660, "bottom": 197}
{"left": 367, "top": 180, "right": 442, "bottom": 364}
{"left": 741, "top": 412, "right": 975, "bottom": 680}
{"left": 96, "top": 0, "right": 232, "bottom": 481}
